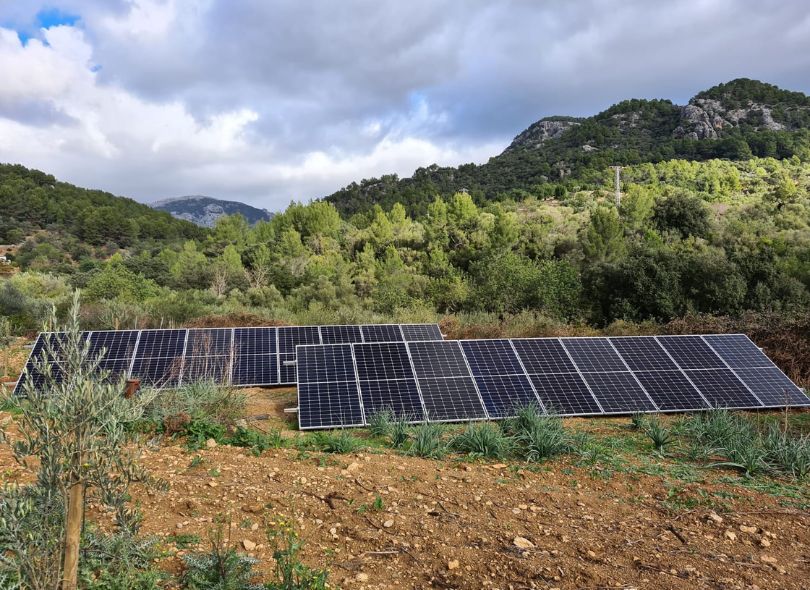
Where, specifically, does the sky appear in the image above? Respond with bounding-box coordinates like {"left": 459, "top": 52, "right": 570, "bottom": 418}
{"left": 1, "top": 1, "right": 809, "bottom": 211}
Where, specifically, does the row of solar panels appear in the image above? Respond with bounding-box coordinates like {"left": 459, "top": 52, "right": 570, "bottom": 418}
{"left": 295, "top": 334, "right": 810, "bottom": 429}
{"left": 13, "top": 324, "right": 443, "bottom": 395}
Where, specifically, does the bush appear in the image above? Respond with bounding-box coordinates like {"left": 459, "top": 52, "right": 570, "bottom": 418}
{"left": 309, "top": 430, "right": 362, "bottom": 454}
{"left": 408, "top": 422, "right": 446, "bottom": 459}
{"left": 451, "top": 422, "right": 513, "bottom": 459}
{"left": 144, "top": 382, "right": 247, "bottom": 429}
{"left": 265, "top": 518, "right": 329, "bottom": 590}
{"left": 181, "top": 523, "right": 262, "bottom": 590}
{"left": 763, "top": 424, "right": 809, "bottom": 479}
{"left": 183, "top": 418, "right": 227, "bottom": 451}
{"left": 79, "top": 528, "right": 163, "bottom": 590}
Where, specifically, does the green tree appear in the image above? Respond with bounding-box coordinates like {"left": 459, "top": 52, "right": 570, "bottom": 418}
{"left": 582, "top": 206, "right": 626, "bottom": 262}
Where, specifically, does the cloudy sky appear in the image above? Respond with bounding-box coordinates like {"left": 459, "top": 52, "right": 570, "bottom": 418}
{"left": 1, "top": 1, "right": 809, "bottom": 211}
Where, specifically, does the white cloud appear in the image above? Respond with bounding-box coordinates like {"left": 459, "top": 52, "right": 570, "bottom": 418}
{"left": 1, "top": 0, "right": 810, "bottom": 210}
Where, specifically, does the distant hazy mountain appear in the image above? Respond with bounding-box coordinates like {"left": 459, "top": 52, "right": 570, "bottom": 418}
{"left": 151, "top": 196, "right": 273, "bottom": 227}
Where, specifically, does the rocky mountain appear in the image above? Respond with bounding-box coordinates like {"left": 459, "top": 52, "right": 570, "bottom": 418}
{"left": 151, "top": 196, "right": 273, "bottom": 227}
{"left": 325, "top": 79, "right": 810, "bottom": 215}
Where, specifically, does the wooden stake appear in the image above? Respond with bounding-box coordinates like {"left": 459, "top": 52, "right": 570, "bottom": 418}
{"left": 62, "top": 480, "right": 85, "bottom": 590}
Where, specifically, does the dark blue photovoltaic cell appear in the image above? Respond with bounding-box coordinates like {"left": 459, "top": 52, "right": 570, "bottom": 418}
{"left": 474, "top": 374, "right": 539, "bottom": 418}
{"left": 320, "top": 325, "right": 362, "bottom": 344}
{"left": 684, "top": 369, "right": 761, "bottom": 408}
{"left": 182, "top": 356, "right": 230, "bottom": 384}
{"left": 360, "top": 324, "right": 403, "bottom": 343}
{"left": 610, "top": 337, "right": 678, "bottom": 371}
{"left": 298, "top": 381, "right": 364, "bottom": 429}
{"left": 297, "top": 344, "right": 356, "bottom": 384}
{"left": 279, "top": 353, "right": 298, "bottom": 384}
{"left": 186, "top": 329, "right": 233, "bottom": 356}
{"left": 632, "top": 370, "right": 709, "bottom": 411}
{"left": 702, "top": 334, "right": 772, "bottom": 369}
{"left": 231, "top": 354, "right": 278, "bottom": 386}
{"left": 460, "top": 340, "right": 525, "bottom": 376}
{"left": 233, "top": 327, "right": 276, "bottom": 356}
{"left": 400, "top": 324, "right": 443, "bottom": 341}
{"left": 353, "top": 342, "right": 414, "bottom": 381}
{"left": 657, "top": 336, "right": 725, "bottom": 370}
{"left": 358, "top": 379, "right": 425, "bottom": 421}
{"left": 512, "top": 339, "right": 577, "bottom": 374}
{"left": 131, "top": 356, "right": 183, "bottom": 387}
{"left": 278, "top": 326, "right": 321, "bottom": 354}
{"left": 561, "top": 338, "right": 628, "bottom": 373}
{"left": 418, "top": 377, "right": 486, "bottom": 421}
{"left": 529, "top": 373, "right": 601, "bottom": 415}
{"left": 733, "top": 367, "right": 810, "bottom": 407}
{"left": 88, "top": 331, "right": 139, "bottom": 360}
{"left": 407, "top": 341, "right": 470, "bottom": 379}
{"left": 135, "top": 330, "right": 186, "bottom": 359}
{"left": 582, "top": 372, "right": 657, "bottom": 413}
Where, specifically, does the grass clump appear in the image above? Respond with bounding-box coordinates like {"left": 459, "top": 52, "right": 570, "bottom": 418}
{"left": 144, "top": 381, "right": 247, "bottom": 431}
{"left": 227, "top": 427, "right": 284, "bottom": 456}
{"left": 367, "top": 409, "right": 393, "bottom": 437}
{"left": 516, "top": 414, "right": 571, "bottom": 462}
{"left": 763, "top": 424, "right": 810, "bottom": 479}
{"left": 310, "top": 430, "right": 363, "bottom": 454}
{"left": 451, "top": 422, "right": 513, "bottom": 459}
{"left": 641, "top": 415, "right": 674, "bottom": 453}
{"left": 388, "top": 416, "right": 410, "bottom": 449}
{"left": 408, "top": 422, "right": 446, "bottom": 458}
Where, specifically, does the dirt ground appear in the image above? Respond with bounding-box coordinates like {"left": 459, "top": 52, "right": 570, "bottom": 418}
{"left": 1, "top": 386, "right": 808, "bottom": 590}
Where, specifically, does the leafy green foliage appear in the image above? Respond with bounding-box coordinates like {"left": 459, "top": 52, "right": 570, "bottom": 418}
{"left": 309, "top": 430, "right": 363, "bottom": 454}
{"left": 265, "top": 519, "right": 329, "bottom": 590}
{"left": 181, "top": 524, "right": 262, "bottom": 590}
{"left": 451, "top": 422, "right": 513, "bottom": 459}
{"left": 408, "top": 422, "right": 446, "bottom": 459}
{"left": 227, "top": 427, "right": 284, "bottom": 456}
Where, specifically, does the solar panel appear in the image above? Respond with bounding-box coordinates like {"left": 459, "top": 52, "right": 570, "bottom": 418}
{"left": 417, "top": 376, "right": 487, "bottom": 421}
{"left": 361, "top": 324, "right": 404, "bottom": 343}
{"left": 702, "top": 334, "right": 773, "bottom": 369}
{"left": 298, "top": 381, "right": 365, "bottom": 429}
{"left": 581, "top": 372, "right": 657, "bottom": 413}
{"left": 733, "top": 367, "right": 810, "bottom": 407}
{"left": 474, "top": 374, "right": 541, "bottom": 418}
{"left": 512, "top": 339, "right": 577, "bottom": 374}
{"left": 134, "top": 329, "right": 187, "bottom": 359}
{"left": 610, "top": 337, "right": 678, "bottom": 371}
{"left": 461, "top": 340, "right": 541, "bottom": 418}
{"left": 357, "top": 379, "right": 425, "bottom": 422}
{"left": 657, "top": 336, "right": 725, "bottom": 370}
{"left": 87, "top": 330, "right": 139, "bottom": 360}
{"left": 400, "top": 324, "right": 443, "bottom": 341}
{"left": 131, "top": 356, "right": 183, "bottom": 387}
{"left": 186, "top": 328, "right": 233, "bottom": 357}
{"left": 279, "top": 327, "right": 321, "bottom": 384}
{"left": 529, "top": 373, "right": 602, "bottom": 415}
{"left": 408, "top": 341, "right": 470, "bottom": 379}
{"left": 632, "top": 370, "right": 709, "bottom": 411}
{"left": 297, "top": 344, "right": 356, "bottom": 383}
{"left": 296, "top": 343, "right": 365, "bottom": 430}
{"left": 353, "top": 342, "right": 414, "bottom": 381}
{"left": 231, "top": 354, "right": 278, "bottom": 387}
{"left": 231, "top": 328, "right": 278, "bottom": 386}
{"left": 320, "top": 325, "right": 362, "bottom": 344}
{"left": 683, "top": 369, "right": 762, "bottom": 409}
{"left": 561, "top": 338, "right": 628, "bottom": 373}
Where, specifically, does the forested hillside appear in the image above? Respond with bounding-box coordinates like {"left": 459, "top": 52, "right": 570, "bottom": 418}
{"left": 0, "top": 164, "right": 205, "bottom": 274}
{"left": 326, "top": 79, "right": 810, "bottom": 215}
{"left": 3, "top": 155, "right": 809, "bottom": 342}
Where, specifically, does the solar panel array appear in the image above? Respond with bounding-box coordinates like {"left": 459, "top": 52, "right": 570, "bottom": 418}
{"left": 13, "top": 323, "right": 443, "bottom": 395}
{"left": 296, "top": 334, "right": 810, "bottom": 429}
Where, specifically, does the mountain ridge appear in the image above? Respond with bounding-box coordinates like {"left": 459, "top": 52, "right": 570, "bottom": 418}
{"left": 325, "top": 78, "right": 810, "bottom": 216}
